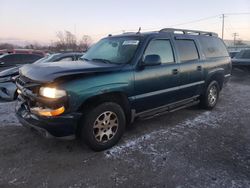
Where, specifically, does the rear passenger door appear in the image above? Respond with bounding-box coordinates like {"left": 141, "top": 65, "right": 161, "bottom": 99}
{"left": 174, "top": 38, "right": 205, "bottom": 99}
{"left": 134, "top": 38, "right": 180, "bottom": 112}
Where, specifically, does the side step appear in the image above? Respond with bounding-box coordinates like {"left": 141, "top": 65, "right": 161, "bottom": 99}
{"left": 136, "top": 97, "right": 200, "bottom": 120}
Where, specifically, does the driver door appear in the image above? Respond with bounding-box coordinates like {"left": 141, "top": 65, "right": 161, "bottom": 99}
{"left": 134, "top": 38, "right": 180, "bottom": 112}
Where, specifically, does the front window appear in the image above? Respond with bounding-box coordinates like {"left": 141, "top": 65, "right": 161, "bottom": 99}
{"left": 82, "top": 37, "right": 140, "bottom": 64}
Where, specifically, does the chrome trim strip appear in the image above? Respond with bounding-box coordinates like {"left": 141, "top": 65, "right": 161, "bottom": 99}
{"left": 224, "top": 74, "right": 231, "bottom": 78}
{"left": 136, "top": 95, "right": 200, "bottom": 117}
{"left": 132, "top": 81, "right": 205, "bottom": 100}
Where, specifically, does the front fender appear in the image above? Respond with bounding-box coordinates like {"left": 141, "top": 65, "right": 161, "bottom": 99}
{"left": 61, "top": 71, "right": 134, "bottom": 111}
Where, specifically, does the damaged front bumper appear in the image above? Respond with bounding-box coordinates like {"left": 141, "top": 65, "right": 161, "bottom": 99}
{"left": 15, "top": 76, "right": 82, "bottom": 139}
{"left": 16, "top": 95, "right": 82, "bottom": 139}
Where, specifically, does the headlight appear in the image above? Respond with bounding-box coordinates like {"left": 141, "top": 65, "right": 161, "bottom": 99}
{"left": 0, "top": 76, "right": 11, "bottom": 83}
{"left": 39, "top": 87, "right": 66, "bottom": 99}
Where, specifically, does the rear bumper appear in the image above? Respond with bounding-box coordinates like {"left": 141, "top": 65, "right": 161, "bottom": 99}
{"left": 16, "top": 96, "right": 82, "bottom": 139}
{"left": 0, "top": 81, "right": 17, "bottom": 100}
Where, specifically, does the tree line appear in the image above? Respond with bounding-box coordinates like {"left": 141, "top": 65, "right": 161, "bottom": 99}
{"left": 0, "top": 31, "right": 93, "bottom": 52}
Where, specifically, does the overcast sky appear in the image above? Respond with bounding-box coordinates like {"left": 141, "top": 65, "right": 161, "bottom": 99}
{"left": 0, "top": 0, "right": 250, "bottom": 44}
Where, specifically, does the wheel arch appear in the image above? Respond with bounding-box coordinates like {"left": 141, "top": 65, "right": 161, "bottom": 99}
{"left": 206, "top": 69, "right": 225, "bottom": 90}
{"left": 77, "top": 91, "right": 132, "bottom": 126}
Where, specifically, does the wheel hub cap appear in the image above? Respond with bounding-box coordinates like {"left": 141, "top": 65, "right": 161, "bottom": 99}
{"left": 208, "top": 86, "right": 217, "bottom": 105}
{"left": 93, "top": 111, "right": 118, "bottom": 143}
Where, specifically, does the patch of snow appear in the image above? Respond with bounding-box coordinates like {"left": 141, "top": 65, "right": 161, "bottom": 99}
{"left": 105, "top": 110, "right": 226, "bottom": 159}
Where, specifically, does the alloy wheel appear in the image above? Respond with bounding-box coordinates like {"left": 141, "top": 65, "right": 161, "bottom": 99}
{"left": 93, "top": 111, "right": 119, "bottom": 143}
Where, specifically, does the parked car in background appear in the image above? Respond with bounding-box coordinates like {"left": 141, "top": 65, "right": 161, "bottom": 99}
{"left": 0, "top": 52, "right": 83, "bottom": 100}
{"left": 0, "top": 53, "right": 44, "bottom": 72}
{"left": 0, "top": 49, "right": 45, "bottom": 56}
{"left": 16, "top": 28, "right": 231, "bottom": 151}
{"left": 229, "top": 51, "right": 239, "bottom": 58}
{"left": 232, "top": 49, "right": 250, "bottom": 69}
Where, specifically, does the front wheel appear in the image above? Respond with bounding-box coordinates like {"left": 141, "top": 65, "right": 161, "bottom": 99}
{"left": 200, "top": 81, "right": 220, "bottom": 110}
{"left": 80, "top": 102, "right": 126, "bottom": 151}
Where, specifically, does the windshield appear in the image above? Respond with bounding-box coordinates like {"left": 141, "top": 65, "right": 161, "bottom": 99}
{"left": 82, "top": 37, "right": 140, "bottom": 64}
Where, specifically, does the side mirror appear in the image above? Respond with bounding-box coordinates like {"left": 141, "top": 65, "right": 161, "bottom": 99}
{"left": 143, "top": 54, "right": 161, "bottom": 66}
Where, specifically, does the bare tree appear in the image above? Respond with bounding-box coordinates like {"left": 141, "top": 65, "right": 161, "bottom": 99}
{"left": 0, "top": 43, "right": 15, "bottom": 50}
{"left": 235, "top": 39, "right": 246, "bottom": 46}
{"left": 55, "top": 31, "right": 77, "bottom": 51}
{"left": 79, "top": 35, "right": 92, "bottom": 51}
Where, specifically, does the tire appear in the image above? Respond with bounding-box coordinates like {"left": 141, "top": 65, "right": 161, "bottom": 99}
{"left": 200, "top": 81, "right": 220, "bottom": 110}
{"left": 80, "top": 102, "right": 126, "bottom": 151}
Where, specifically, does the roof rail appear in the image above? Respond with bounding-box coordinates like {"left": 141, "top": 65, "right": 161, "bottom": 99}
{"left": 159, "top": 28, "right": 218, "bottom": 37}
{"left": 122, "top": 32, "right": 137, "bottom": 35}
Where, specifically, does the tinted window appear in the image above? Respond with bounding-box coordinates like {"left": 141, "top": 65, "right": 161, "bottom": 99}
{"left": 236, "top": 50, "right": 250, "bottom": 59}
{"left": 144, "top": 39, "right": 174, "bottom": 64}
{"left": 175, "top": 39, "right": 199, "bottom": 62}
{"left": 0, "top": 54, "right": 22, "bottom": 65}
{"left": 199, "top": 36, "right": 229, "bottom": 58}
{"left": 18, "top": 54, "right": 42, "bottom": 64}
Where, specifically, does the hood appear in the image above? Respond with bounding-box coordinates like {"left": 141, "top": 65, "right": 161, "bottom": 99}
{"left": 19, "top": 60, "right": 125, "bottom": 83}
{"left": 0, "top": 66, "right": 20, "bottom": 77}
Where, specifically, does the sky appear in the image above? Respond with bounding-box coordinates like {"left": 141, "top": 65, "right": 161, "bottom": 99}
{"left": 0, "top": 0, "right": 250, "bottom": 45}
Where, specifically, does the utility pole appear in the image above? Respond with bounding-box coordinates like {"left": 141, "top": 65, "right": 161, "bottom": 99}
{"left": 232, "top": 33, "right": 239, "bottom": 46}
{"left": 222, "top": 14, "right": 225, "bottom": 40}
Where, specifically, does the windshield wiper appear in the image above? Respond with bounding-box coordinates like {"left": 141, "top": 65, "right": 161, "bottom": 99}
{"left": 91, "top": 58, "right": 113, "bottom": 64}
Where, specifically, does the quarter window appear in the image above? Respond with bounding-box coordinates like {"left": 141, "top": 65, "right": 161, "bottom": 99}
{"left": 144, "top": 39, "right": 174, "bottom": 64}
{"left": 175, "top": 39, "right": 199, "bottom": 62}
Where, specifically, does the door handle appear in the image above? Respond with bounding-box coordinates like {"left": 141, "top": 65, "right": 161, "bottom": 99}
{"left": 172, "top": 69, "right": 179, "bottom": 75}
{"left": 197, "top": 66, "right": 202, "bottom": 71}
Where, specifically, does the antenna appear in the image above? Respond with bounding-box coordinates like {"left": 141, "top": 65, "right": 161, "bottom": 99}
{"left": 137, "top": 27, "right": 141, "bottom": 34}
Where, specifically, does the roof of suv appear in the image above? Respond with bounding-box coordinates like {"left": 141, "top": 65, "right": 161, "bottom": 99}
{"left": 110, "top": 28, "right": 219, "bottom": 38}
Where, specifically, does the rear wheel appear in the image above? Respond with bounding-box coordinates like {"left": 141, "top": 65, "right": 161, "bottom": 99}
{"left": 80, "top": 102, "right": 126, "bottom": 151}
{"left": 200, "top": 81, "right": 220, "bottom": 110}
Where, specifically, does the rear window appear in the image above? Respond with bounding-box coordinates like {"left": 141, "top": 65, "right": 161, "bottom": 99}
{"left": 175, "top": 39, "right": 199, "bottom": 62}
{"left": 198, "top": 36, "right": 229, "bottom": 58}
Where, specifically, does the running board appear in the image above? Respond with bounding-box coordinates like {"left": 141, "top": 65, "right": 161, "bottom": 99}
{"left": 136, "top": 97, "right": 200, "bottom": 120}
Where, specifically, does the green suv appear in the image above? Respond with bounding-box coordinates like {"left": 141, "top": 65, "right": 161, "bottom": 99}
{"left": 16, "top": 28, "right": 231, "bottom": 151}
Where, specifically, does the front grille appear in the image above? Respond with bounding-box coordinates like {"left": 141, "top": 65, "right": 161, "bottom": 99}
{"left": 16, "top": 76, "right": 34, "bottom": 87}
{"left": 16, "top": 76, "right": 41, "bottom": 99}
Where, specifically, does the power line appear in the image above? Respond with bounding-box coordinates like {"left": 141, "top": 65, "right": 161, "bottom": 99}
{"left": 89, "top": 12, "right": 250, "bottom": 39}
{"left": 224, "top": 12, "right": 250, "bottom": 15}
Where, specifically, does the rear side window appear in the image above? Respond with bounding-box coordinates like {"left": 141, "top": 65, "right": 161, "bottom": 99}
{"left": 236, "top": 50, "right": 250, "bottom": 59}
{"left": 144, "top": 39, "right": 174, "bottom": 64}
{"left": 19, "top": 54, "right": 42, "bottom": 64}
{"left": 175, "top": 39, "right": 199, "bottom": 62}
{"left": 199, "top": 37, "right": 229, "bottom": 58}
{"left": 0, "top": 54, "right": 22, "bottom": 65}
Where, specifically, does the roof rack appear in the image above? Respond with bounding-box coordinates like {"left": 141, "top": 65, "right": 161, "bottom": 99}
{"left": 159, "top": 28, "right": 218, "bottom": 37}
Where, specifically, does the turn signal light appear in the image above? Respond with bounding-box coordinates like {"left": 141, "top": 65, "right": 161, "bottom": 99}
{"left": 31, "top": 106, "right": 65, "bottom": 117}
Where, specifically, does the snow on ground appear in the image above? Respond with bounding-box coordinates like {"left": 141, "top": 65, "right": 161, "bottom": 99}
{"left": 0, "top": 101, "right": 20, "bottom": 126}
{"left": 105, "top": 111, "right": 219, "bottom": 159}
{"left": 105, "top": 81, "right": 250, "bottom": 161}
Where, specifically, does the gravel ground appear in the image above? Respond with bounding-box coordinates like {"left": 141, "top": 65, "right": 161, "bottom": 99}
{"left": 0, "top": 69, "right": 250, "bottom": 188}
